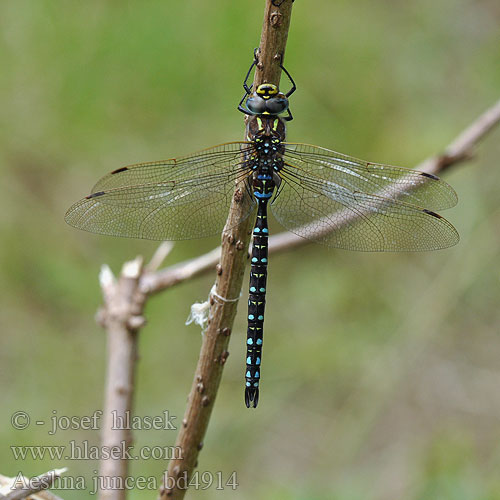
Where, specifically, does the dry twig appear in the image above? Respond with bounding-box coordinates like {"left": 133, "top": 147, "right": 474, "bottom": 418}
{"left": 97, "top": 258, "right": 146, "bottom": 500}
{"left": 0, "top": 468, "right": 67, "bottom": 500}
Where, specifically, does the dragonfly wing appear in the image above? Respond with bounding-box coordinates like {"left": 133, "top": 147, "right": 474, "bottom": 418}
{"left": 65, "top": 143, "right": 256, "bottom": 240}
{"left": 91, "top": 142, "right": 251, "bottom": 192}
{"left": 283, "top": 143, "right": 458, "bottom": 211}
{"left": 271, "top": 164, "right": 459, "bottom": 251}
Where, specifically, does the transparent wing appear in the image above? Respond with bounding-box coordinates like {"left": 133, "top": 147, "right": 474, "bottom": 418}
{"left": 283, "top": 143, "right": 458, "bottom": 211}
{"left": 65, "top": 142, "right": 256, "bottom": 240}
{"left": 271, "top": 161, "right": 459, "bottom": 252}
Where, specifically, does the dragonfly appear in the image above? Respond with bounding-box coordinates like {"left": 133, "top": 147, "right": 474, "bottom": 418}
{"left": 65, "top": 53, "right": 459, "bottom": 408}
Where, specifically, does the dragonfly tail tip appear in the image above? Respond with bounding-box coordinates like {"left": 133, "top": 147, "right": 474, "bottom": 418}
{"left": 245, "top": 387, "right": 259, "bottom": 408}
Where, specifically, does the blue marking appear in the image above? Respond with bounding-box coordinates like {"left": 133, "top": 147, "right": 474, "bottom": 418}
{"left": 262, "top": 228, "right": 268, "bottom": 233}
{"left": 257, "top": 315, "right": 264, "bottom": 320}
{"left": 254, "top": 382, "right": 259, "bottom": 387}
{"left": 254, "top": 227, "right": 260, "bottom": 233}
{"left": 257, "top": 339, "right": 263, "bottom": 346}
{"left": 261, "top": 258, "right": 267, "bottom": 263}
{"left": 264, "top": 149, "right": 269, "bottom": 154}
{"left": 252, "top": 257, "right": 258, "bottom": 263}
{"left": 256, "top": 357, "right": 261, "bottom": 365}
{"left": 254, "top": 192, "right": 272, "bottom": 199}
{"left": 260, "top": 287, "right": 266, "bottom": 292}
{"left": 246, "top": 381, "right": 251, "bottom": 387}
{"left": 247, "top": 338, "right": 253, "bottom": 345}
{"left": 255, "top": 372, "right": 260, "bottom": 378}
{"left": 248, "top": 314, "right": 255, "bottom": 320}
{"left": 257, "top": 174, "right": 272, "bottom": 180}
{"left": 250, "top": 287, "right": 256, "bottom": 292}
{"left": 247, "top": 356, "right": 252, "bottom": 364}
{"left": 246, "top": 371, "right": 251, "bottom": 378}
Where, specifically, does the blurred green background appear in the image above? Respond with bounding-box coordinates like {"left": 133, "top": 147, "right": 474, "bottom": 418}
{"left": 1, "top": 0, "right": 500, "bottom": 499}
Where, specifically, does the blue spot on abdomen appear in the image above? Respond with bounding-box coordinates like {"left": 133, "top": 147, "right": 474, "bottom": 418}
{"left": 254, "top": 191, "right": 272, "bottom": 199}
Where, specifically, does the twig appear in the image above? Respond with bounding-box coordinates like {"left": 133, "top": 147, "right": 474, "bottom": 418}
{"left": 140, "top": 247, "right": 221, "bottom": 295}
{"left": 145, "top": 242, "right": 174, "bottom": 273}
{"left": 0, "top": 468, "right": 67, "bottom": 500}
{"left": 158, "top": 1, "right": 295, "bottom": 498}
{"left": 142, "top": 97, "right": 500, "bottom": 290}
{"left": 97, "top": 258, "right": 146, "bottom": 500}
{"left": 417, "top": 98, "right": 500, "bottom": 173}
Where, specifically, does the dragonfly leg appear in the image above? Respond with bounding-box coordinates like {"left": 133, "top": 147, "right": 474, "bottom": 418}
{"left": 237, "top": 50, "right": 260, "bottom": 116}
{"left": 243, "top": 49, "right": 259, "bottom": 94}
{"left": 238, "top": 94, "right": 252, "bottom": 116}
{"left": 280, "top": 62, "right": 297, "bottom": 98}
{"left": 283, "top": 107, "right": 293, "bottom": 122}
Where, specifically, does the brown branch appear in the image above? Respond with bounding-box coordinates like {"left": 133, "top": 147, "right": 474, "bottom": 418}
{"left": 159, "top": 1, "right": 295, "bottom": 498}
{"left": 97, "top": 257, "right": 148, "bottom": 500}
{"left": 141, "top": 247, "right": 221, "bottom": 295}
{"left": 142, "top": 97, "right": 500, "bottom": 291}
{"left": 416, "top": 98, "right": 500, "bottom": 173}
{"left": 254, "top": 0, "right": 294, "bottom": 84}
{"left": 96, "top": 246, "right": 176, "bottom": 500}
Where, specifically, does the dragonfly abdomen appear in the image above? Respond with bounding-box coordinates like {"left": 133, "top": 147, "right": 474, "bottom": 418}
{"left": 245, "top": 169, "right": 274, "bottom": 408}
{"left": 245, "top": 197, "right": 269, "bottom": 408}
{"left": 245, "top": 119, "right": 285, "bottom": 408}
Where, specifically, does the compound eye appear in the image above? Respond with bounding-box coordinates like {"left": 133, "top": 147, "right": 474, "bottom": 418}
{"left": 246, "top": 96, "right": 267, "bottom": 114}
{"left": 265, "top": 97, "right": 288, "bottom": 115}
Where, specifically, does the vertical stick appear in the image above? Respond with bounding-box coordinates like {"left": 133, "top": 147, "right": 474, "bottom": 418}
{"left": 255, "top": 0, "right": 294, "bottom": 87}
{"left": 159, "top": 1, "right": 295, "bottom": 498}
{"left": 98, "top": 259, "right": 145, "bottom": 500}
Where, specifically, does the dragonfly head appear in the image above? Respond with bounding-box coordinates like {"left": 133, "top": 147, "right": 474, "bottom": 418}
{"left": 246, "top": 83, "right": 289, "bottom": 117}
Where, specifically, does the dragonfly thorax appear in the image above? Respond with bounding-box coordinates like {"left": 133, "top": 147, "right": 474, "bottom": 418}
{"left": 247, "top": 115, "right": 286, "bottom": 144}
{"left": 246, "top": 83, "right": 289, "bottom": 117}
{"left": 246, "top": 116, "right": 285, "bottom": 181}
